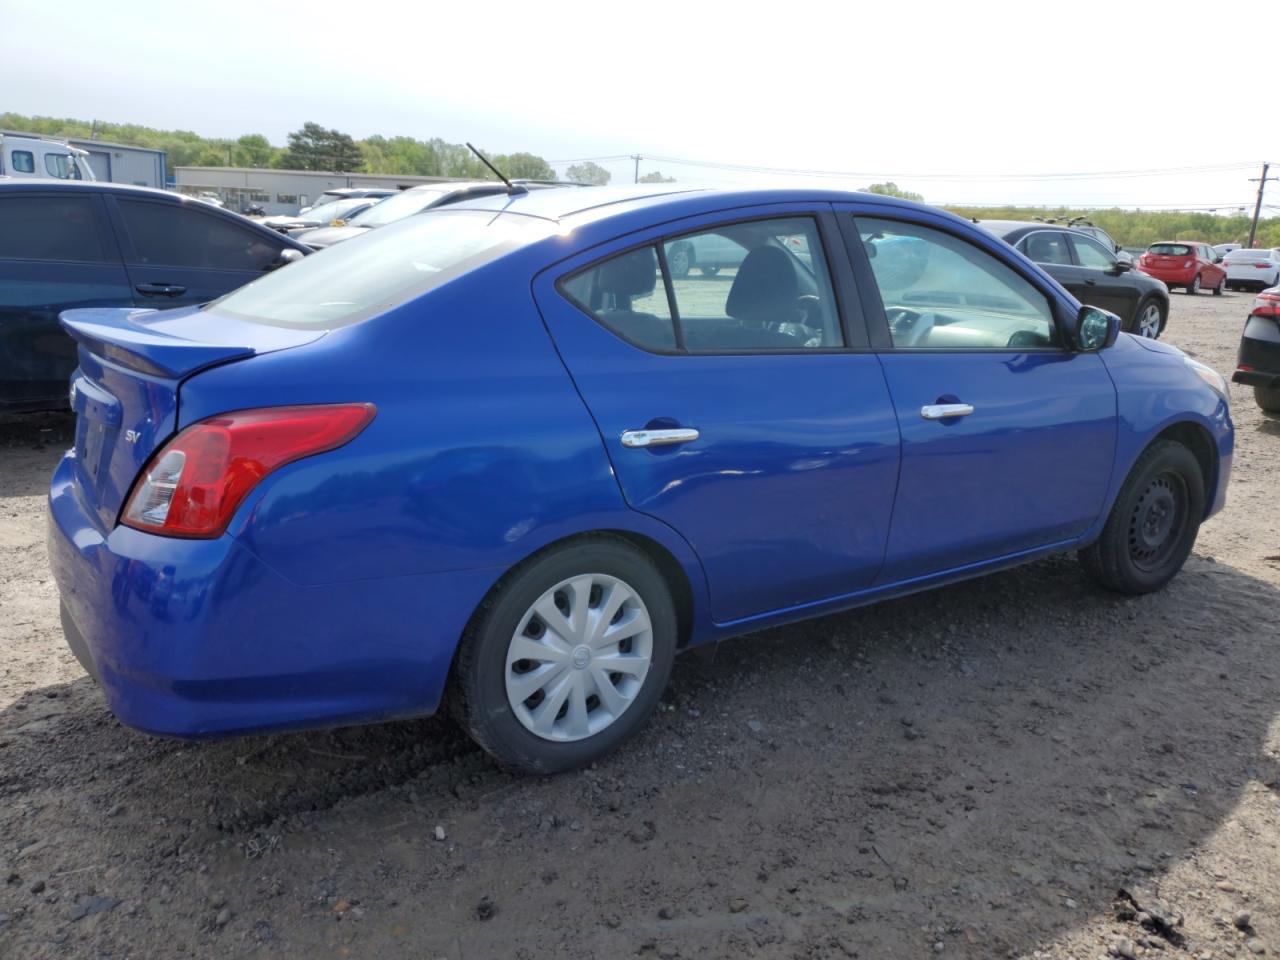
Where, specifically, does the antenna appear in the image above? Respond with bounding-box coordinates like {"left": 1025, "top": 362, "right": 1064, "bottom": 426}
{"left": 466, "top": 142, "right": 527, "bottom": 196}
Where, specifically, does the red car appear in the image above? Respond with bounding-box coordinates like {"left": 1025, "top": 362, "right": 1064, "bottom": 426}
{"left": 1137, "top": 241, "right": 1227, "bottom": 295}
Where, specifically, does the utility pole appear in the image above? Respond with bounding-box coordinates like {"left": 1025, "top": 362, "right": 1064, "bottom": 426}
{"left": 632, "top": 154, "right": 641, "bottom": 184}
{"left": 1247, "top": 161, "right": 1276, "bottom": 248}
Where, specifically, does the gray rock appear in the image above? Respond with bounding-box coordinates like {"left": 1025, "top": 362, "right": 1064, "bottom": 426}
{"left": 1246, "top": 940, "right": 1266, "bottom": 956}
{"left": 1113, "top": 936, "right": 1137, "bottom": 959}
{"left": 475, "top": 895, "right": 496, "bottom": 921}
{"left": 1236, "top": 911, "right": 1253, "bottom": 930}
{"left": 747, "top": 720, "right": 763, "bottom": 733}
{"left": 729, "top": 898, "right": 748, "bottom": 914}
{"left": 30, "top": 879, "right": 45, "bottom": 894}
{"left": 68, "top": 896, "right": 120, "bottom": 922}
{"left": 215, "top": 907, "right": 232, "bottom": 927}
{"left": 433, "top": 825, "right": 446, "bottom": 841}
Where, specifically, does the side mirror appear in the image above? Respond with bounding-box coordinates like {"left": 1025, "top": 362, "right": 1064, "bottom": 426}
{"left": 265, "top": 248, "right": 305, "bottom": 271}
{"left": 1073, "top": 305, "right": 1119, "bottom": 352}
{"left": 1107, "top": 259, "right": 1132, "bottom": 275}
{"left": 1214, "top": 256, "right": 1224, "bottom": 264}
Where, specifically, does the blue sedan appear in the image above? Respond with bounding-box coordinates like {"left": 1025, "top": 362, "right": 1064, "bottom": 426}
{"left": 48, "top": 185, "right": 1234, "bottom": 773}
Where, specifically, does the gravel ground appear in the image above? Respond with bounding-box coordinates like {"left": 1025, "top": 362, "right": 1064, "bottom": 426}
{"left": 1, "top": 290, "right": 1278, "bottom": 960}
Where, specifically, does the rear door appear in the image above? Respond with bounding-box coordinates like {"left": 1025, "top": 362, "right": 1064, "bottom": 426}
{"left": 535, "top": 206, "right": 902, "bottom": 624}
{"left": 0, "top": 190, "right": 131, "bottom": 408}
{"left": 1015, "top": 230, "right": 1086, "bottom": 301}
{"left": 108, "top": 195, "right": 289, "bottom": 309}
{"left": 840, "top": 207, "right": 1117, "bottom": 583}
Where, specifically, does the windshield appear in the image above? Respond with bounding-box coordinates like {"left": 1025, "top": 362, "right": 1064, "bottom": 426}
{"left": 349, "top": 188, "right": 449, "bottom": 227}
{"left": 211, "top": 209, "right": 556, "bottom": 328}
{"left": 1148, "top": 244, "right": 1191, "bottom": 256}
{"left": 292, "top": 198, "right": 367, "bottom": 223}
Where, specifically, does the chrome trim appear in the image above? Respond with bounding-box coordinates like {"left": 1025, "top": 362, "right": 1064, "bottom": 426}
{"left": 620, "top": 428, "right": 700, "bottom": 448}
{"left": 920, "top": 403, "right": 974, "bottom": 420}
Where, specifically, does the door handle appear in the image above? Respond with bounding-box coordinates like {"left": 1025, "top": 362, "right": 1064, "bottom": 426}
{"left": 920, "top": 403, "right": 974, "bottom": 420}
{"left": 1084, "top": 278, "right": 1097, "bottom": 286}
{"left": 620, "top": 428, "right": 700, "bottom": 448}
{"left": 135, "top": 283, "right": 187, "bottom": 297}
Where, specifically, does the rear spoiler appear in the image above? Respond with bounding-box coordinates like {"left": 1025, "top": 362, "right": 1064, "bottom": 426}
{"left": 60, "top": 308, "right": 255, "bottom": 379}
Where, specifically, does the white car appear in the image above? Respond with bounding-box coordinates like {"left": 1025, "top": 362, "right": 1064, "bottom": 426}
{"left": 1224, "top": 248, "right": 1280, "bottom": 291}
{"left": 1213, "top": 243, "right": 1241, "bottom": 258}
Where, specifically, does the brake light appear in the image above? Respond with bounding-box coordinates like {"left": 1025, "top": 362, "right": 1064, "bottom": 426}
{"left": 121, "top": 403, "right": 376, "bottom": 538}
{"left": 1252, "top": 293, "right": 1280, "bottom": 317}
{"left": 1256, "top": 262, "right": 1272, "bottom": 268}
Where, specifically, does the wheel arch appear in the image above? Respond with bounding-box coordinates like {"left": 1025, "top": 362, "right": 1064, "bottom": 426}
{"left": 1153, "top": 420, "right": 1218, "bottom": 518}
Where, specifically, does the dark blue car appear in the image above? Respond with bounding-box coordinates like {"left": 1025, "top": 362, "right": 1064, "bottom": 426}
{"left": 47, "top": 185, "right": 1234, "bottom": 773}
{"left": 0, "top": 179, "right": 308, "bottom": 411}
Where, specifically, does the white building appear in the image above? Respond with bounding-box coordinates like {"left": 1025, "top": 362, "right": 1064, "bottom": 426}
{"left": 174, "top": 166, "right": 461, "bottom": 215}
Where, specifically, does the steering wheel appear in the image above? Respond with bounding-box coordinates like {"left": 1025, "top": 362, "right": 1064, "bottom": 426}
{"left": 886, "top": 307, "right": 935, "bottom": 347}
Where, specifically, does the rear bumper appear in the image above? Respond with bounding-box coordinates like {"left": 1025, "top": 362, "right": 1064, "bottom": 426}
{"left": 47, "top": 451, "right": 499, "bottom": 739}
{"left": 1139, "top": 267, "right": 1195, "bottom": 286}
{"left": 1233, "top": 316, "right": 1280, "bottom": 387}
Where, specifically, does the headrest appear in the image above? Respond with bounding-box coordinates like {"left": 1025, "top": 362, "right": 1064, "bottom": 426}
{"left": 726, "top": 246, "right": 800, "bottom": 321}
{"left": 598, "top": 248, "right": 658, "bottom": 297}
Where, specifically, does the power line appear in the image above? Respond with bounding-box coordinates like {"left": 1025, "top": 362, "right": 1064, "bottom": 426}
{"left": 634, "top": 154, "right": 1261, "bottom": 183}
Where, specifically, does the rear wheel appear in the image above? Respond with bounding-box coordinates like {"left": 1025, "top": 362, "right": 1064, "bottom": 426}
{"left": 1186, "top": 274, "right": 1201, "bottom": 295}
{"left": 668, "top": 244, "right": 693, "bottom": 279}
{"left": 699, "top": 265, "right": 721, "bottom": 277}
{"left": 1255, "top": 385, "right": 1280, "bottom": 414}
{"left": 1078, "top": 440, "right": 1204, "bottom": 595}
{"left": 451, "top": 538, "right": 677, "bottom": 774}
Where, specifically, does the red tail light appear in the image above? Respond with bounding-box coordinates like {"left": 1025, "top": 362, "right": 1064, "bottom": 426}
{"left": 1252, "top": 292, "right": 1280, "bottom": 317}
{"left": 121, "top": 404, "right": 376, "bottom": 538}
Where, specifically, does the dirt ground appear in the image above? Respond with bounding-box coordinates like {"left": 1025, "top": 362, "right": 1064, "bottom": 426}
{"left": 2, "top": 290, "right": 1279, "bottom": 960}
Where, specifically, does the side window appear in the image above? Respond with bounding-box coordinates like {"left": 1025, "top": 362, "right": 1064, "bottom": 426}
{"left": 0, "top": 195, "right": 108, "bottom": 262}
{"left": 117, "top": 200, "right": 283, "bottom": 271}
{"left": 44, "top": 154, "right": 75, "bottom": 179}
{"left": 11, "top": 150, "right": 35, "bottom": 173}
{"left": 1069, "top": 234, "right": 1115, "bottom": 269}
{"left": 856, "top": 217, "right": 1059, "bottom": 350}
{"left": 1019, "top": 231, "right": 1072, "bottom": 266}
{"left": 663, "top": 216, "right": 843, "bottom": 351}
{"left": 562, "top": 216, "right": 844, "bottom": 354}
{"left": 561, "top": 246, "right": 676, "bottom": 351}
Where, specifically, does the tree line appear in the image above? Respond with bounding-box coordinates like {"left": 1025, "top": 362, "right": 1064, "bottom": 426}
{"left": 4, "top": 113, "right": 1276, "bottom": 244}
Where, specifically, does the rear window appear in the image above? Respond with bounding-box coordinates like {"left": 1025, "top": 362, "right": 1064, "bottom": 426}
{"left": 349, "top": 188, "right": 448, "bottom": 227}
{"left": 1148, "top": 244, "right": 1191, "bottom": 256}
{"left": 211, "top": 209, "right": 556, "bottom": 328}
{"left": 1226, "top": 249, "right": 1273, "bottom": 260}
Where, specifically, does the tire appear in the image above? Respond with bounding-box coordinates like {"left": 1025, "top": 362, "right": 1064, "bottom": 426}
{"left": 668, "top": 244, "right": 693, "bottom": 279}
{"left": 699, "top": 265, "right": 721, "bottom": 277}
{"left": 451, "top": 538, "right": 677, "bottom": 774}
{"left": 1212, "top": 275, "right": 1225, "bottom": 296}
{"left": 1255, "top": 384, "right": 1280, "bottom": 414}
{"left": 1131, "top": 298, "right": 1164, "bottom": 339}
{"left": 1078, "top": 440, "right": 1205, "bottom": 595}
{"left": 1186, "top": 274, "right": 1200, "bottom": 295}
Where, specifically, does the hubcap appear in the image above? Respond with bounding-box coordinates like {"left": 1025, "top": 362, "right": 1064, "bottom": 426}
{"left": 505, "top": 574, "right": 654, "bottom": 742}
{"left": 1138, "top": 304, "right": 1161, "bottom": 338}
{"left": 1128, "top": 474, "right": 1186, "bottom": 571}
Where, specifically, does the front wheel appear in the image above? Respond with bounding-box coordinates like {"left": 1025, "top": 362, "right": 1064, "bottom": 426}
{"left": 667, "top": 244, "right": 693, "bottom": 279}
{"left": 1132, "top": 298, "right": 1164, "bottom": 339}
{"left": 1186, "top": 274, "right": 1201, "bottom": 295}
{"left": 1256, "top": 384, "right": 1280, "bottom": 414}
{"left": 1078, "top": 440, "right": 1204, "bottom": 595}
{"left": 451, "top": 538, "right": 677, "bottom": 774}
{"left": 1212, "top": 275, "right": 1226, "bottom": 296}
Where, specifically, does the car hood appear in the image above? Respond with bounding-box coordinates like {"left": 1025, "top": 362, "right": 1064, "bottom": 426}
{"left": 1131, "top": 333, "right": 1184, "bottom": 357}
{"left": 294, "top": 225, "right": 370, "bottom": 249}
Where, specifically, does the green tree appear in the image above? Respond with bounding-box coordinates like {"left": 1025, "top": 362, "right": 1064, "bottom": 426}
{"left": 565, "top": 161, "right": 611, "bottom": 185}
{"left": 638, "top": 170, "right": 676, "bottom": 183}
{"left": 234, "top": 134, "right": 275, "bottom": 167}
{"left": 863, "top": 182, "right": 924, "bottom": 202}
{"left": 280, "top": 122, "right": 364, "bottom": 172}
{"left": 496, "top": 152, "right": 556, "bottom": 181}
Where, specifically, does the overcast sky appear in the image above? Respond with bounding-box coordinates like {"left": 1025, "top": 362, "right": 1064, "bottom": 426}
{"left": 4, "top": 0, "right": 1271, "bottom": 210}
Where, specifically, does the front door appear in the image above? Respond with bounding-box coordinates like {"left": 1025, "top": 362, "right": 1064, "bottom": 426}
{"left": 535, "top": 209, "right": 902, "bottom": 624}
{"left": 108, "top": 196, "right": 287, "bottom": 309}
{"left": 1067, "top": 232, "right": 1139, "bottom": 321}
{"left": 843, "top": 210, "right": 1117, "bottom": 583}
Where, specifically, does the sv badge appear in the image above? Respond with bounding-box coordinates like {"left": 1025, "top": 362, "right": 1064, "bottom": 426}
{"left": 124, "top": 429, "right": 141, "bottom": 444}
